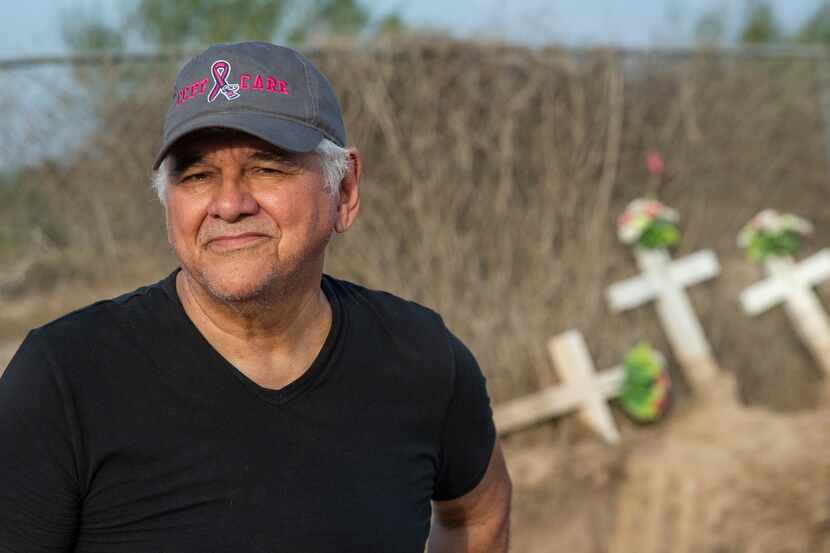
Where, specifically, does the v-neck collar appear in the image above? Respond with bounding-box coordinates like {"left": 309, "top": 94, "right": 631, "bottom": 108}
{"left": 159, "top": 269, "right": 344, "bottom": 406}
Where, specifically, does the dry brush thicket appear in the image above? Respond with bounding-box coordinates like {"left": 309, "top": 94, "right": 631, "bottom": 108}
{"left": 2, "top": 41, "right": 829, "bottom": 411}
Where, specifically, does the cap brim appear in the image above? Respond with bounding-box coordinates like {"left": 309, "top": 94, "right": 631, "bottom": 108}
{"left": 152, "top": 112, "right": 324, "bottom": 170}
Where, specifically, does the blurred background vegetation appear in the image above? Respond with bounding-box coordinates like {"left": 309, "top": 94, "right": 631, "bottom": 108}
{"left": 61, "top": 0, "right": 405, "bottom": 51}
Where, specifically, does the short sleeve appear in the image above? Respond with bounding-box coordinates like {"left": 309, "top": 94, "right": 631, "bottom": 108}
{"left": 0, "top": 332, "right": 81, "bottom": 552}
{"left": 432, "top": 330, "right": 497, "bottom": 501}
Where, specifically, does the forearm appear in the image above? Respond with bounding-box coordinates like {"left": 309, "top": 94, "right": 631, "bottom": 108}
{"left": 427, "top": 511, "right": 510, "bottom": 553}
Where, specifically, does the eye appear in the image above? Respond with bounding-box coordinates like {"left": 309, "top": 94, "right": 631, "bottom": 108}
{"left": 179, "top": 171, "right": 211, "bottom": 184}
{"left": 253, "top": 167, "right": 280, "bottom": 174}
{"left": 248, "top": 158, "right": 302, "bottom": 176}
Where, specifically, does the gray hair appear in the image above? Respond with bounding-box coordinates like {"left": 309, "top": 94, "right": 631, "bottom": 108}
{"left": 152, "top": 137, "right": 350, "bottom": 206}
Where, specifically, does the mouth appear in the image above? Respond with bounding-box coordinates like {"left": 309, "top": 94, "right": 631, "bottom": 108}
{"left": 205, "top": 233, "right": 271, "bottom": 252}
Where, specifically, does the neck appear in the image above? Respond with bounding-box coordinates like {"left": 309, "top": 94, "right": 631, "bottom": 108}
{"left": 176, "top": 268, "right": 332, "bottom": 364}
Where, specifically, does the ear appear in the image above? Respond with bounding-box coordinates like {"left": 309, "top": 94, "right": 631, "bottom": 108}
{"left": 333, "top": 147, "right": 361, "bottom": 234}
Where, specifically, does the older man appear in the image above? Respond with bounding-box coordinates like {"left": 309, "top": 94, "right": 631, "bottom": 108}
{"left": 0, "top": 42, "right": 511, "bottom": 552}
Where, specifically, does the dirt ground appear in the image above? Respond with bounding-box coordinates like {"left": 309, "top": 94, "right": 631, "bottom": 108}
{"left": 0, "top": 341, "right": 16, "bottom": 370}
{"left": 504, "top": 375, "right": 830, "bottom": 552}
{"left": 3, "top": 290, "right": 830, "bottom": 552}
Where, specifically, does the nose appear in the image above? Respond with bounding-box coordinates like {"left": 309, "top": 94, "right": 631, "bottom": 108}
{"left": 207, "top": 172, "right": 259, "bottom": 222}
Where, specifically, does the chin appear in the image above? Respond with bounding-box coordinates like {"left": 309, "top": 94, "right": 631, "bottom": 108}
{"left": 196, "top": 260, "right": 279, "bottom": 303}
{"left": 206, "top": 278, "right": 273, "bottom": 303}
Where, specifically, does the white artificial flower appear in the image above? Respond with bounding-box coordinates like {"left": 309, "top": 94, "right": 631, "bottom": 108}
{"left": 737, "top": 227, "right": 755, "bottom": 248}
{"left": 619, "top": 222, "right": 641, "bottom": 243}
{"left": 626, "top": 199, "right": 650, "bottom": 215}
{"left": 618, "top": 198, "right": 680, "bottom": 245}
{"left": 661, "top": 206, "right": 679, "bottom": 223}
{"left": 754, "top": 209, "right": 780, "bottom": 232}
{"left": 781, "top": 214, "right": 813, "bottom": 236}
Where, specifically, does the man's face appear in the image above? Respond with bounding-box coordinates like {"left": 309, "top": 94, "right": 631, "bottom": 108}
{"left": 164, "top": 130, "right": 338, "bottom": 303}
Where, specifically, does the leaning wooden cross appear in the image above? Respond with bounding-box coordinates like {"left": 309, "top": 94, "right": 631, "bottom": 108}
{"left": 494, "top": 330, "right": 625, "bottom": 444}
{"left": 739, "top": 210, "right": 830, "bottom": 374}
{"left": 606, "top": 199, "right": 720, "bottom": 392}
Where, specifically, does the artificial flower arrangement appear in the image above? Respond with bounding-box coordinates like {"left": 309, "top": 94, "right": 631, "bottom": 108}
{"left": 737, "top": 209, "right": 813, "bottom": 263}
{"left": 617, "top": 198, "right": 680, "bottom": 249}
{"left": 618, "top": 342, "right": 671, "bottom": 423}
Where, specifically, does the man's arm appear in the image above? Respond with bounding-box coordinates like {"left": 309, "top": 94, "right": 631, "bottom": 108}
{"left": 428, "top": 438, "right": 512, "bottom": 553}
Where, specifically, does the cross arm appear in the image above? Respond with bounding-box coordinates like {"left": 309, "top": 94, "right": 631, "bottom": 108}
{"left": 795, "top": 249, "right": 830, "bottom": 288}
{"left": 607, "top": 276, "right": 656, "bottom": 311}
{"left": 668, "top": 250, "right": 720, "bottom": 288}
{"left": 740, "top": 277, "right": 788, "bottom": 316}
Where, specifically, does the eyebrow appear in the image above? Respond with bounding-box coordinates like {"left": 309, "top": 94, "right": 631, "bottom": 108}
{"left": 170, "top": 149, "right": 297, "bottom": 177}
{"left": 170, "top": 152, "right": 205, "bottom": 176}
{"left": 248, "top": 150, "right": 302, "bottom": 167}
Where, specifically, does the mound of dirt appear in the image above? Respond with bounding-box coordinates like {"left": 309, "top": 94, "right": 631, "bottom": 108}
{"left": 505, "top": 376, "right": 830, "bottom": 552}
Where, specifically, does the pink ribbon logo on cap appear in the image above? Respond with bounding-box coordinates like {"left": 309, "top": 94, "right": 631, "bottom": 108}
{"left": 207, "top": 59, "right": 241, "bottom": 103}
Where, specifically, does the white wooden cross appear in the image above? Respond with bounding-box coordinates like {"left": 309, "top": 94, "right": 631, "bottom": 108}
{"left": 606, "top": 248, "right": 720, "bottom": 392}
{"left": 740, "top": 251, "right": 830, "bottom": 374}
{"left": 493, "top": 330, "right": 624, "bottom": 444}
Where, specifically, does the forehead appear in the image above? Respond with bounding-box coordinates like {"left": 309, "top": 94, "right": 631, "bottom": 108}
{"left": 166, "top": 129, "right": 322, "bottom": 177}
{"left": 169, "top": 129, "right": 279, "bottom": 162}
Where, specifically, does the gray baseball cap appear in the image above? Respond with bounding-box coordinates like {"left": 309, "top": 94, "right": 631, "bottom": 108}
{"left": 153, "top": 41, "right": 346, "bottom": 170}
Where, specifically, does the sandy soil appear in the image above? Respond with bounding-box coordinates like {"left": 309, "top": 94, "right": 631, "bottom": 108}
{"left": 504, "top": 374, "right": 830, "bottom": 552}
{"left": 0, "top": 340, "right": 19, "bottom": 375}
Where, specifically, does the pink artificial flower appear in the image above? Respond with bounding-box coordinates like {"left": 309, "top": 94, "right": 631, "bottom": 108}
{"left": 644, "top": 200, "right": 661, "bottom": 217}
{"left": 646, "top": 150, "right": 664, "bottom": 177}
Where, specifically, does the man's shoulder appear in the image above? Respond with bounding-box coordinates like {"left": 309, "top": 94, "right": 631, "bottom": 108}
{"left": 325, "top": 275, "right": 460, "bottom": 363}
{"left": 30, "top": 273, "right": 174, "bottom": 348}
{"left": 325, "top": 275, "right": 445, "bottom": 331}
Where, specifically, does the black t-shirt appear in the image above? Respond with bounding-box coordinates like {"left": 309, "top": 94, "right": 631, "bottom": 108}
{"left": 0, "top": 271, "right": 496, "bottom": 553}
